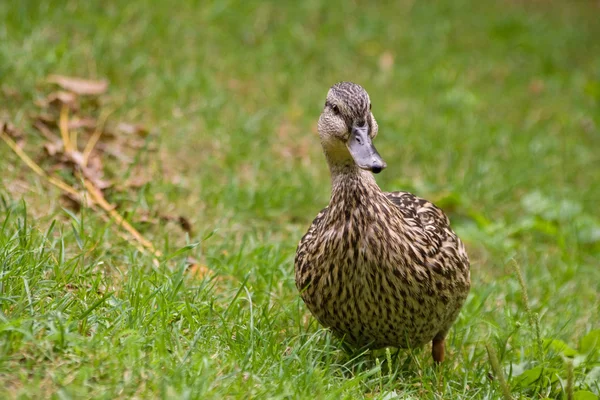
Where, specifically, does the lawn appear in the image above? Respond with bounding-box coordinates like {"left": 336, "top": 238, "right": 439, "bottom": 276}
{"left": 1, "top": 0, "right": 599, "bottom": 398}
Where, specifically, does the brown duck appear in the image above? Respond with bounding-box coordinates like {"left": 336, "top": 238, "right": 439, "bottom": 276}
{"left": 295, "top": 82, "right": 471, "bottom": 362}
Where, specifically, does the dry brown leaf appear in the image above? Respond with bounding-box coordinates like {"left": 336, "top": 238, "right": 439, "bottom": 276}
{"left": 1, "top": 86, "right": 20, "bottom": 99}
{"left": 137, "top": 210, "right": 159, "bottom": 225}
{"left": 187, "top": 264, "right": 212, "bottom": 280}
{"left": 81, "top": 165, "right": 112, "bottom": 190}
{"left": 101, "top": 125, "right": 148, "bottom": 151}
{"left": 127, "top": 138, "right": 149, "bottom": 150}
{"left": 186, "top": 257, "right": 215, "bottom": 280}
{"left": 47, "top": 75, "right": 108, "bottom": 95}
{"left": 94, "top": 142, "right": 134, "bottom": 163}
{"left": 1, "top": 121, "right": 25, "bottom": 148}
{"left": 86, "top": 152, "right": 104, "bottom": 173}
{"left": 124, "top": 175, "right": 151, "bottom": 189}
{"left": 116, "top": 122, "right": 149, "bottom": 137}
{"left": 2, "top": 178, "right": 30, "bottom": 198}
{"left": 95, "top": 128, "right": 116, "bottom": 140}
{"left": 35, "top": 113, "right": 58, "bottom": 127}
{"left": 60, "top": 192, "right": 82, "bottom": 212}
{"left": 159, "top": 214, "right": 194, "bottom": 234}
{"left": 65, "top": 283, "right": 78, "bottom": 291}
{"left": 177, "top": 216, "right": 193, "bottom": 235}
{"left": 46, "top": 91, "right": 79, "bottom": 109}
{"left": 68, "top": 117, "right": 96, "bottom": 130}
{"left": 43, "top": 140, "right": 63, "bottom": 156}
{"left": 57, "top": 150, "right": 112, "bottom": 191}
{"left": 1, "top": 121, "right": 22, "bottom": 139}
{"left": 66, "top": 150, "right": 85, "bottom": 167}
{"left": 33, "top": 120, "right": 59, "bottom": 141}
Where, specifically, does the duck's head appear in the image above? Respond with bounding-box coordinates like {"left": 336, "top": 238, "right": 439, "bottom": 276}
{"left": 318, "top": 82, "right": 386, "bottom": 174}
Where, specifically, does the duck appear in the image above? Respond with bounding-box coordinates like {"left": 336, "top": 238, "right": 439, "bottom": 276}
{"left": 294, "top": 82, "right": 471, "bottom": 363}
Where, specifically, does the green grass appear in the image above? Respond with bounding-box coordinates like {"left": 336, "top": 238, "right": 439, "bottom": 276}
{"left": 1, "top": 0, "right": 600, "bottom": 398}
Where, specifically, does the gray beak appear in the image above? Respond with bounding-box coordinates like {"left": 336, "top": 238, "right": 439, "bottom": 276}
{"left": 347, "top": 125, "right": 387, "bottom": 173}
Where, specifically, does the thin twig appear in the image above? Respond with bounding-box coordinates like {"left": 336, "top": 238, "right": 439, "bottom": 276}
{"left": 59, "top": 105, "right": 73, "bottom": 153}
{"left": 83, "top": 179, "right": 162, "bottom": 258}
{"left": 0, "top": 130, "right": 79, "bottom": 197}
{"left": 83, "top": 108, "right": 113, "bottom": 166}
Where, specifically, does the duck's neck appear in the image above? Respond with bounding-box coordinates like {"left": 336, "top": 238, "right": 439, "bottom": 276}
{"left": 329, "top": 163, "right": 383, "bottom": 206}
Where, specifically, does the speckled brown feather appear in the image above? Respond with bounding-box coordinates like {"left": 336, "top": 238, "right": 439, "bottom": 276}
{"left": 295, "top": 82, "right": 470, "bottom": 355}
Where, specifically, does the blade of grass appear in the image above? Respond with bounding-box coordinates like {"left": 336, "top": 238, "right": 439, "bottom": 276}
{"left": 78, "top": 292, "right": 113, "bottom": 320}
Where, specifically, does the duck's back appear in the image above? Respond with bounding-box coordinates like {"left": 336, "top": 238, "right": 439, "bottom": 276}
{"left": 294, "top": 190, "right": 470, "bottom": 349}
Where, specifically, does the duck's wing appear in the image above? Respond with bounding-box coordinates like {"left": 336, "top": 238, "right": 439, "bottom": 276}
{"left": 386, "top": 191, "right": 470, "bottom": 338}
{"left": 385, "top": 191, "right": 468, "bottom": 266}
{"left": 385, "top": 191, "right": 450, "bottom": 232}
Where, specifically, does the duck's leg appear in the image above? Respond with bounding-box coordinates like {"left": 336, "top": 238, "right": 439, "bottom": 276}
{"left": 432, "top": 336, "right": 445, "bottom": 363}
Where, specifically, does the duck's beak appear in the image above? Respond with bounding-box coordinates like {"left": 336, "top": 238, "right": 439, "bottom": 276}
{"left": 347, "top": 124, "right": 387, "bottom": 174}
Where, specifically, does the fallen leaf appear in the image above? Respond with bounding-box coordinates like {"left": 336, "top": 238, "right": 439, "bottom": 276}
{"left": 1, "top": 86, "right": 20, "bottom": 99}
{"left": 137, "top": 210, "right": 159, "bottom": 225}
{"left": 1, "top": 121, "right": 22, "bottom": 139}
{"left": 186, "top": 257, "right": 215, "bottom": 280}
{"left": 86, "top": 152, "right": 104, "bottom": 173}
{"left": 116, "top": 122, "right": 149, "bottom": 137}
{"left": 44, "top": 140, "right": 63, "bottom": 156}
{"left": 3, "top": 178, "right": 30, "bottom": 198}
{"left": 126, "top": 137, "right": 149, "bottom": 149}
{"left": 33, "top": 120, "right": 60, "bottom": 141}
{"left": 124, "top": 175, "right": 151, "bottom": 189}
{"left": 46, "top": 91, "right": 79, "bottom": 109}
{"left": 178, "top": 216, "right": 193, "bottom": 234}
{"left": 94, "top": 142, "right": 134, "bottom": 163}
{"left": 1, "top": 121, "right": 25, "bottom": 148}
{"left": 101, "top": 126, "right": 148, "bottom": 150}
{"left": 47, "top": 75, "right": 108, "bottom": 95}
{"left": 60, "top": 193, "right": 82, "bottom": 212}
{"left": 81, "top": 166, "right": 112, "bottom": 190}
{"left": 60, "top": 150, "right": 112, "bottom": 190}
{"left": 68, "top": 117, "right": 96, "bottom": 130}
{"left": 65, "top": 283, "right": 78, "bottom": 291}
{"left": 66, "top": 150, "right": 86, "bottom": 167}
{"left": 35, "top": 113, "right": 58, "bottom": 127}
{"left": 158, "top": 214, "right": 193, "bottom": 234}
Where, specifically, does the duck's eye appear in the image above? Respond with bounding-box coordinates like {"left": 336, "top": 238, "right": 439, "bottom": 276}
{"left": 331, "top": 104, "right": 340, "bottom": 114}
{"left": 369, "top": 103, "right": 372, "bottom": 111}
